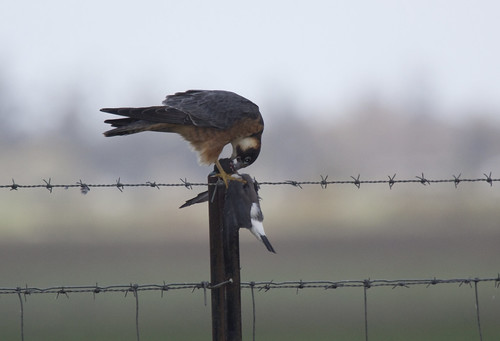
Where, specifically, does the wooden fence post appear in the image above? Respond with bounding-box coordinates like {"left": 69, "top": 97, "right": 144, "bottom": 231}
{"left": 208, "top": 176, "right": 242, "bottom": 341}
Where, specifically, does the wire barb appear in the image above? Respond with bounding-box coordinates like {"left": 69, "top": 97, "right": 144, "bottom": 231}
{"left": 392, "top": 282, "right": 410, "bottom": 289}
{"left": 10, "top": 179, "right": 19, "bottom": 191}
{"left": 43, "top": 178, "right": 53, "bottom": 193}
{"left": 93, "top": 283, "right": 101, "bottom": 300}
{"left": 146, "top": 181, "right": 160, "bottom": 189}
{"left": 180, "top": 178, "right": 193, "bottom": 190}
{"left": 56, "top": 288, "right": 69, "bottom": 299}
{"left": 426, "top": 277, "right": 439, "bottom": 288}
{"left": 484, "top": 172, "right": 493, "bottom": 186}
{"left": 200, "top": 281, "right": 208, "bottom": 306}
{"left": 351, "top": 174, "right": 361, "bottom": 188}
{"left": 160, "top": 281, "right": 169, "bottom": 298}
{"left": 459, "top": 279, "right": 473, "bottom": 288}
{"left": 416, "top": 173, "right": 430, "bottom": 186}
{"left": 77, "top": 180, "right": 90, "bottom": 194}
{"left": 388, "top": 174, "right": 396, "bottom": 189}
{"left": 115, "top": 178, "right": 124, "bottom": 192}
{"left": 320, "top": 175, "right": 329, "bottom": 189}
{"left": 296, "top": 280, "right": 305, "bottom": 295}
{"left": 285, "top": 180, "right": 302, "bottom": 189}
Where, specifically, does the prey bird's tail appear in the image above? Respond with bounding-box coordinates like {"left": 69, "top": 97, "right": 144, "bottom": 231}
{"left": 260, "top": 235, "right": 276, "bottom": 253}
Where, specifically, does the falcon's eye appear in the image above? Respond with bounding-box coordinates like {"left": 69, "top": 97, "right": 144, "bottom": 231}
{"left": 234, "top": 146, "right": 260, "bottom": 169}
{"left": 236, "top": 156, "right": 252, "bottom": 165}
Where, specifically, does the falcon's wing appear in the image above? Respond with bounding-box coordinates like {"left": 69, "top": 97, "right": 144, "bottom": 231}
{"left": 162, "top": 90, "right": 261, "bottom": 129}
{"left": 101, "top": 90, "right": 261, "bottom": 132}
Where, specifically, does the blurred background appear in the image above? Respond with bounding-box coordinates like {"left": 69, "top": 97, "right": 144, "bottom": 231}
{"left": 1, "top": 1, "right": 499, "bottom": 340}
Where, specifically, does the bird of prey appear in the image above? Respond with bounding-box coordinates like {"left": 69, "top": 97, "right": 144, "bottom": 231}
{"left": 101, "top": 90, "right": 264, "bottom": 186}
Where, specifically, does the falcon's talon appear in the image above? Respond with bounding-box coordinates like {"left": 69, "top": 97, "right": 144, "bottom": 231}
{"left": 214, "top": 173, "right": 246, "bottom": 188}
{"left": 214, "top": 159, "right": 245, "bottom": 188}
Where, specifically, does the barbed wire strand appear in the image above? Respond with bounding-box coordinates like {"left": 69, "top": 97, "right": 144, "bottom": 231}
{"left": 3, "top": 277, "right": 498, "bottom": 341}
{"left": 1, "top": 173, "right": 499, "bottom": 193}
{"left": 4, "top": 277, "right": 499, "bottom": 296}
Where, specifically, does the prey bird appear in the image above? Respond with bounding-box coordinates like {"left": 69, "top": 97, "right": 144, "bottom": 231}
{"left": 180, "top": 167, "right": 276, "bottom": 253}
{"left": 101, "top": 90, "right": 264, "bottom": 186}
{"left": 224, "top": 173, "right": 275, "bottom": 253}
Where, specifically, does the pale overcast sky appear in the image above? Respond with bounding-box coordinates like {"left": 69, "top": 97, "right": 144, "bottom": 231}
{"left": 1, "top": 0, "right": 499, "bottom": 131}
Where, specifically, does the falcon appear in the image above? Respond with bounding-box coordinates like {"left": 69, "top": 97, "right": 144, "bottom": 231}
{"left": 101, "top": 90, "right": 264, "bottom": 185}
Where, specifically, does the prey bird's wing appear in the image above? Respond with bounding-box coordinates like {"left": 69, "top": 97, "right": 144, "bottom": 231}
{"left": 179, "top": 191, "right": 209, "bottom": 208}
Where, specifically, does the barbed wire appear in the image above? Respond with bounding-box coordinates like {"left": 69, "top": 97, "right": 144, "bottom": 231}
{"left": 3, "top": 276, "right": 497, "bottom": 297}
{"left": 2, "top": 276, "right": 499, "bottom": 341}
{"left": 1, "top": 172, "right": 498, "bottom": 193}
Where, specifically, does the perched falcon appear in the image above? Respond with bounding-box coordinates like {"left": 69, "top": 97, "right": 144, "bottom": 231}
{"left": 101, "top": 90, "right": 264, "bottom": 185}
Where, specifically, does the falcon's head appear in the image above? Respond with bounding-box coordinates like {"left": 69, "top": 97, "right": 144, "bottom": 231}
{"left": 231, "top": 134, "right": 262, "bottom": 170}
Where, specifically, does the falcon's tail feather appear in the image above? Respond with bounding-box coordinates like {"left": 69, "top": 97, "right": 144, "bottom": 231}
{"left": 103, "top": 119, "right": 155, "bottom": 137}
{"left": 101, "top": 106, "right": 170, "bottom": 120}
{"left": 101, "top": 106, "right": 193, "bottom": 137}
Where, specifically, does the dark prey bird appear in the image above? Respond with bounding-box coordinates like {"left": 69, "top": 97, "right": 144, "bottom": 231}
{"left": 180, "top": 168, "right": 275, "bottom": 253}
{"left": 101, "top": 90, "right": 264, "bottom": 186}
{"left": 224, "top": 174, "right": 275, "bottom": 253}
